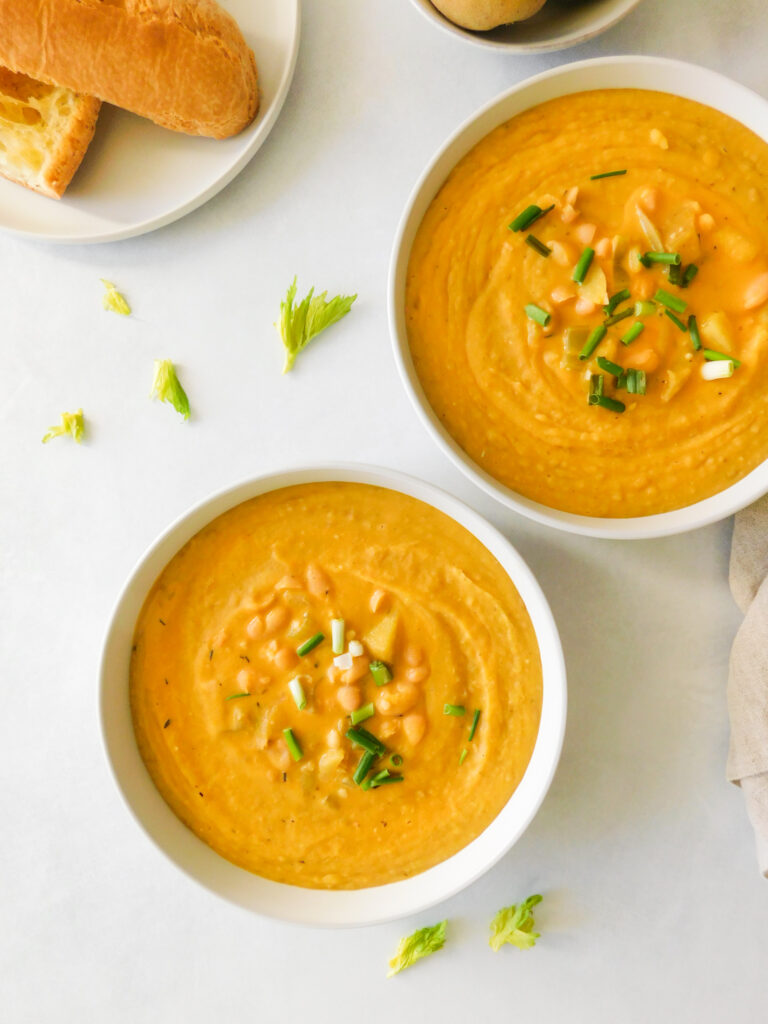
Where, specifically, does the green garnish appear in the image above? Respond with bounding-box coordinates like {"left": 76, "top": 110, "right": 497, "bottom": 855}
{"left": 591, "top": 394, "right": 626, "bottom": 413}
{"left": 525, "top": 234, "right": 551, "bottom": 258}
{"left": 468, "top": 708, "right": 481, "bottom": 742}
{"left": 364, "top": 768, "right": 404, "bottom": 790}
{"left": 41, "top": 408, "right": 85, "bottom": 445}
{"left": 443, "top": 704, "right": 466, "bottom": 716}
{"left": 668, "top": 262, "right": 682, "bottom": 286}
{"left": 225, "top": 692, "right": 251, "bottom": 701}
{"left": 626, "top": 368, "right": 647, "bottom": 395}
{"left": 590, "top": 169, "right": 627, "bottom": 180}
{"left": 101, "top": 279, "right": 131, "bottom": 316}
{"left": 346, "top": 726, "right": 386, "bottom": 756}
{"left": 390, "top": 753, "right": 404, "bottom": 767}
{"left": 578, "top": 324, "right": 606, "bottom": 360}
{"left": 572, "top": 247, "right": 595, "bottom": 284}
{"left": 459, "top": 748, "right": 468, "bottom": 766}
{"left": 509, "top": 204, "right": 554, "bottom": 232}
{"left": 604, "top": 288, "right": 631, "bottom": 316}
{"left": 621, "top": 322, "right": 645, "bottom": 346}
{"left": 489, "top": 895, "right": 543, "bottom": 952}
{"left": 641, "top": 251, "right": 681, "bottom": 266}
{"left": 704, "top": 349, "right": 742, "bottom": 367}
{"left": 279, "top": 277, "right": 357, "bottom": 373}
{"left": 596, "top": 356, "right": 624, "bottom": 376}
{"left": 688, "top": 315, "right": 702, "bottom": 351}
{"left": 353, "top": 749, "right": 376, "bottom": 786}
{"left": 387, "top": 921, "right": 447, "bottom": 977}
{"left": 588, "top": 374, "right": 604, "bottom": 402}
{"left": 370, "top": 660, "right": 393, "bottom": 687}
{"left": 288, "top": 678, "right": 307, "bottom": 710}
{"left": 296, "top": 632, "right": 324, "bottom": 657}
{"left": 603, "top": 307, "right": 633, "bottom": 328}
{"left": 350, "top": 702, "right": 375, "bottom": 726}
{"left": 282, "top": 728, "right": 303, "bottom": 762}
{"left": 525, "top": 303, "right": 551, "bottom": 327}
{"left": 150, "top": 359, "right": 190, "bottom": 420}
{"left": 331, "top": 618, "right": 345, "bottom": 655}
{"left": 665, "top": 309, "right": 687, "bottom": 331}
{"left": 634, "top": 300, "right": 656, "bottom": 317}
{"left": 654, "top": 289, "right": 687, "bottom": 314}
{"left": 681, "top": 264, "right": 699, "bottom": 287}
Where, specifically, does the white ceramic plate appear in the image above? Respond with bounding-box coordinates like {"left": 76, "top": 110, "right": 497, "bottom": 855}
{"left": 0, "top": 0, "right": 300, "bottom": 244}
{"left": 100, "top": 465, "right": 566, "bottom": 926}
{"left": 389, "top": 56, "right": 768, "bottom": 540}
{"left": 409, "top": 0, "right": 643, "bottom": 52}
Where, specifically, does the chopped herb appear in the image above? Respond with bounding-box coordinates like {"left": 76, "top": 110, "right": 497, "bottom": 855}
{"left": 572, "top": 247, "right": 595, "bottom": 285}
{"left": 596, "top": 356, "right": 624, "bottom": 376}
{"left": 371, "top": 775, "right": 404, "bottom": 786}
{"left": 621, "top": 322, "right": 645, "bottom": 346}
{"left": 370, "top": 660, "right": 393, "bottom": 687}
{"left": 282, "top": 728, "right": 303, "bottom": 762}
{"left": 387, "top": 921, "right": 447, "bottom": 977}
{"left": 331, "top": 618, "right": 345, "bottom": 655}
{"left": 209, "top": 650, "right": 213, "bottom": 660}
{"left": 101, "top": 279, "right": 131, "bottom": 316}
{"left": 590, "top": 169, "right": 627, "bottom": 180}
{"left": 353, "top": 749, "right": 376, "bottom": 786}
{"left": 390, "top": 753, "right": 404, "bottom": 767}
{"left": 591, "top": 394, "right": 626, "bottom": 413}
{"left": 226, "top": 692, "right": 251, "bottom": 701}
{"left": 578, "top": 324, "right": 607, "bottom": 360}
{"left": 604, "top": 288, "right": 631, "bottom": 315}
{"left": 163, "top": 719, "right": 171, "bottom": 728}
{"left": 688, "top": 315, "right": 702, "bottom": 351}
{"left": 525, "top": 303, "right": 551, "bottom": 327}
{"left": 525, "top": 234, "right": 551, "bottom": 258}
{"left": 634, "top": 300, "right": 656, "bottom": 317}
{"left": 665, "top": 309, "right": 687, "bottom": 331}
{"left": 468, "top": 708, "right": 481, "bottom": 742}
{"left": 296, "top": 632, "right": 324, "bottom": 657}
{"left": 667, "top": 262, "right": 682, "bottom": 286}
{"left": 626, "top": 368, "right": 647, "bottom": 395}
{"left": 350, "top": 702, "right": 375, "bottom": 726}
{"left": 588, "top": 374, "right": 605, "bottom": 402}
{"left": 682, "top": 264, "right": 699, "bottom": 288}
{"left": 704, "top": 348, "right": 741, "bottom": 367}
{"left": 279, "top": 277, "right": 357, "bottom": 373}
{"left": 459, "top": 748, "right": 468, "bottom": 766}
{"left": 42, "top": 408, "right": 85, "bottom": 445}
{"left": 346, "top": 726, "right": 387, "bottom": 756}
{"left": 603, "top": 307, "right": 633, "bottom": 327}
{"left": 150, "top": 359, "right": 190, "bottom": 420}
{"left": 158, "top": 618, "right": 166, "bottom": 626}
{"left": 642, "top": 251, "right": 681, "bottom": 266}
{"left": 288, "top": 677, "right": 307, "bottom": 710}
{"left": 654, "top": 289, "right": 687, "bottom": 314}
{"left": 509, "top": 203, "right": 554, "bottom": 232}
{"left": 443, "top": 703, "right": 466, "bottom": 716}
{"left": 489, "top": 895, "right": 543, "bottom": 952}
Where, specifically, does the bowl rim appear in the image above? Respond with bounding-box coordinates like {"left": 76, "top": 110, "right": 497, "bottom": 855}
{"left": 388, "top": 54, "right": 768, "bottom": 540}
{"left": 99, "top": 463, "right": 567, "bottom": 927}
{"left": 408, "top": 0, "right": 645, "bottom": 53}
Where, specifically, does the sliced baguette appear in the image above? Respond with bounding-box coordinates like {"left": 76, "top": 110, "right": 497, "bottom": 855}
{"left": 0, "top": 67, "right": 100, "bottom": 199}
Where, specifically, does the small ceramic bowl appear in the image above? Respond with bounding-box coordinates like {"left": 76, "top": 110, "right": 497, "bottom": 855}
{"left": 409, "top": 0, "right": 644, "bottom": 53}
{"left": 100, "top": 464, "right": 566, "bottom": 926}
{"left": 389, "top": 56, "right": 768, "bottom": 539}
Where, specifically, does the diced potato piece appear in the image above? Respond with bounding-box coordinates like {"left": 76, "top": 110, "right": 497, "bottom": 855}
{"left": 363, "top": 612, "right": 399, "bottom": 661}
{"left": 580, "top": 263, "right": 608, "bottom": 306}
{"left": 700, "top": 312, "right": 734, "bottom": 352}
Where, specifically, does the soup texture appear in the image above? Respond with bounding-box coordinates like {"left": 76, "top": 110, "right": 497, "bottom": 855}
{"left": 130, "top": 482, "right": 542, "bottom": 889}
{"left": 406, "top": 90, "right": 768, "bottom": 517}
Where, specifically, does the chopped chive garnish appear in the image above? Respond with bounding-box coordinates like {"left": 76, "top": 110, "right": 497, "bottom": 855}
{"left": 688, "top": 315, "right": 701, "bottom": 351}
{"left": 225, "top": 692, "right": 251, "bottom": 701}
{"left": 681, "top": 264, "right": 699, "bottom": 288}
{"left": 654, "top": 289, "right": 687, "bottom": 314}
{"left": 642, "top": 251, "right": 681, "bottom": 266}
{"left": 588, "top": 374, "right": 604, "bottom": 402}
{"left": 288, "top": 677, "right": 307, "bottom": 710}
{"left": 668, "top": 263, "right": 682, "bottom": 286}
{"left": 592, "top": 394, "right": 626, "bottom": 413}
{"left": 590, "top": 169, "right": 627, "bottom": 180}
{"left": 331, "top": 618, "right": 345, "bottom": 655}
{"left": 604, "top": 307, "right": 633, "bottom": 328}
{"left": 572, "top": 247, "right": 595, "bottom": 284}
{"left": 346, "top": 726, "right": 387, "bottom": 756}
{"left": 604, "top": 288, "right": 631, "bottom": 316}
{"left": 621, "top": 322, "right": 645, "bottom": 346}
{"left": 459, "top": 748, "right": 468, "bottom": 766}
{"left": 626, "top": 368, "right": 647, "bottom": 395}
{"left": 390, "top": 753, "right": 404, "bottom": 767}
{"left": 597, "top": 356, "right": 624, "bottom": 376}
{"left": 525, "top": 234, "right": 551, "bottom": 258}
{"left": 369, "top": 660, "right": 393, "bottom": 687}
{"left": 635, "top": 300, "right": 656, "bottom": 317}
{"left": 364, "top": 769, "right": 391, "bottom": 790}
{"left": 350, "top": 702, "right": 375, "bottom": 726}
{"left": 665, "top": 309, "right": 687, "bottom": 331}
{"left": 578, "top": 323, "right": 607, "bottom": 360}
{"left": 704, "top": 348, "right": 742, "bottom": 367}
{"left": 296, "top": 632, "right": 324, "bottom": 657}
{"left": 443, "top": 703, "right": 466, "bottom": 716}
{"left": 283, "top": 728, "right": 303, "bottom": 762}
{"left": 468, "top": 709, "right": 481, "bottom": 742}
{"left": 509, "top": 203, "right": 554, "bottom": 232}
{"left": 615, "top": 371, "right": 627, "bottom": 390}
{"left": 370, "top": 775, "right": 404, "bottom": 787}
{"left": 525, "top": 303, "right": 551, "bottom": 327}
{"left": 353, "top": 749, "right": 375, "bottom": 786}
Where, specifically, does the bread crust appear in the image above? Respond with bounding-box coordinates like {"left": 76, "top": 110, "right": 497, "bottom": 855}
{"left": 0, "top": 0, "right": 259, "bottom": 139}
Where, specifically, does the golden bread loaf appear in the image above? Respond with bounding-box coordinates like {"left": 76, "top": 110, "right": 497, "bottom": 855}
{"left": 0, "top": 67, "right": 100, "bottom": 198}
{"left": 432, "top": 0, "right": 547, "bottom": 30}
{"left": 0, "top": 0, "right": 259, "bottom": 139}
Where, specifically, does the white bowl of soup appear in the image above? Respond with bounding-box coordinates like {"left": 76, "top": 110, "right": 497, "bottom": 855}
{"left": 409, "top": 0, "right": 643, "bottom": 53}
{"left": 389, "top": 57, "right": 768, "bottom": 538}
{"left": 100, "top": 465, "right": 566, "bottom": 926}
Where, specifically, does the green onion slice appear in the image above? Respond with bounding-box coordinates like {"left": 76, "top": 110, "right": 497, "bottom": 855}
{"left": 665, "top": 309, "right": 687, "bottom": 332}
{"left": 459, "top": 748, "right": 469, "bottom": 766}
{"left": 390, "top": 753, "right": 404, "bottom": 767}
{"left": 604, "top": 288, "right": 631, "bottom": 316}
{"left": 621, "top": 322, "right": 645, "bottom": 346}
{"left": 604, "top": 307, "right": 633, "bottom": 328}
{"left": 331, "top": 618, "right": 345, "bottom": 655}
{"left": 370, "top": 660, "right": 393, "bottom": 687}
{"left": 688, "top": 315, "right": 702, "bottom": 351}
{"left": 468, "top": 709, "right": 481, "bottom": 742}
{"left": 654, "top": 289, "right": 687, "bottom": 314}
{"left": 296, "top": 632, "right": 324, "bottom": 657}
{"left": 592, "top": 394, "right": 626, "bottom": 414}
{"left": 350, "top": 702, "right": 375, "bottom": 726}
{"left": 668, "top": 263, "right": 682, "bottom": 286}
{"left": 642, "top": 251, "right": 681, "bottom": 266}
{"left": 634, "top": 300, "right": 656, "bottom": 317}
{"left": 626, "top": 368, "right": 647, "bottom": 395}
{"left": 370, "top": 775, "right": 404, "bottom": 787}
{"left": 597, "top": 356, "right": 624, "bottom": 376}
{"left": 509, "top": 203, "right": 554, "bottom": 232}
{"left": 578, "top": 324, "right": 607, "bottom": 360}
{"left": 590, "top": 169, "right": 627, "bottom": 180}
{"left": 704, "top": 348, "right": 742, "bottom": 367}
{"left": 682, "top": 264, "right": 699, "bottom": 288}
{"left": 346, "top": 726, "right": 387, "bottom": 756}
{"left": 525, "top": 303, "right": 551, "bottom": 327}
{"left": 225, "top": 692, "right": 251, "bottom": 701}
{"left": 288, "top": 677, "right": 307, "bottom": 710}
{"left": 525, "top": 234, "right": 551, "bottom": 258}
{"left": 572, "top": 247, "right": 595, "bottom": 284}
{"left": 353, "top": 749, "right": 375, "bottom": 786}
{"left": 588, "top": 374, "right": 605, "bottom": 403}
{"left": 443, "top": 703, "right": 466, "bottom": 716}
{"left": 283, "top": 728, "right": 303, "bottom": 762}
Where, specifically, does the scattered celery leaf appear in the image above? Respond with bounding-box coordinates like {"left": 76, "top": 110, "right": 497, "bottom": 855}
{"left": 489, "top": 894, "right": 542, "bottom": 951}
{"left": 279, "top": 276, "right": 356, "bottom": 372}
{"left": 101, "top": 279, "right": 131, "bottom": 316}
{"left": 150, "top": 359, "right": 190, "bottom": 420}
{"left": 387, "top": 920, "right": 446, "bottom": 977}
{"left": 42, "top": 409, "right": 85, "bottom": 445}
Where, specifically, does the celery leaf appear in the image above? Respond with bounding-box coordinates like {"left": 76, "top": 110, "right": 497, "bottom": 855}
{"left": 489, "top": 894, "right": 542, "bottom": 951}
{"left": 150, "top": 359, "right": 190, "bottom": 420}
{"left": 279, "top": 276, "right": 356, "bottom": 372}
{"left": 42, "top": 409, "right": 85, "bottom": 445}
{"left": 387, "top": 920, "right": 446, "bottom": 977}
{"left": 101, "top": 279, "right": 131, "bottom": 316}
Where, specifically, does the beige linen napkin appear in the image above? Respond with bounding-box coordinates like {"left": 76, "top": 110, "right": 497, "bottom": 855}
{"left": 728, "top": 494, "right": 768, "bottom": 876}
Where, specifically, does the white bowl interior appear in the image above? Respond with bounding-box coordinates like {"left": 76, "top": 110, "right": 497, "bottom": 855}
{"left": 100, "top": 465, "right": 566, "bottom": 926}
{"left": 389, "top": 56, "right": 768, "bottom": 539}
{"left": 409, "top": 0, "right": 644, "bottom": 52}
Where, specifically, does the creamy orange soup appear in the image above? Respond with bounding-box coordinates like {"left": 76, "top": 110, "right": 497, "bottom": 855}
{"left": 130, "top": 482, "right": 542, "bottom": 889}
{"left": 406, "top": 90, "right": 768, "bottom": 517}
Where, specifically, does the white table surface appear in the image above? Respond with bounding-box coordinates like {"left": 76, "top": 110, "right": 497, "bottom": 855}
{"left": 2, "top": 1, "right": 767, "bottom": 1020}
